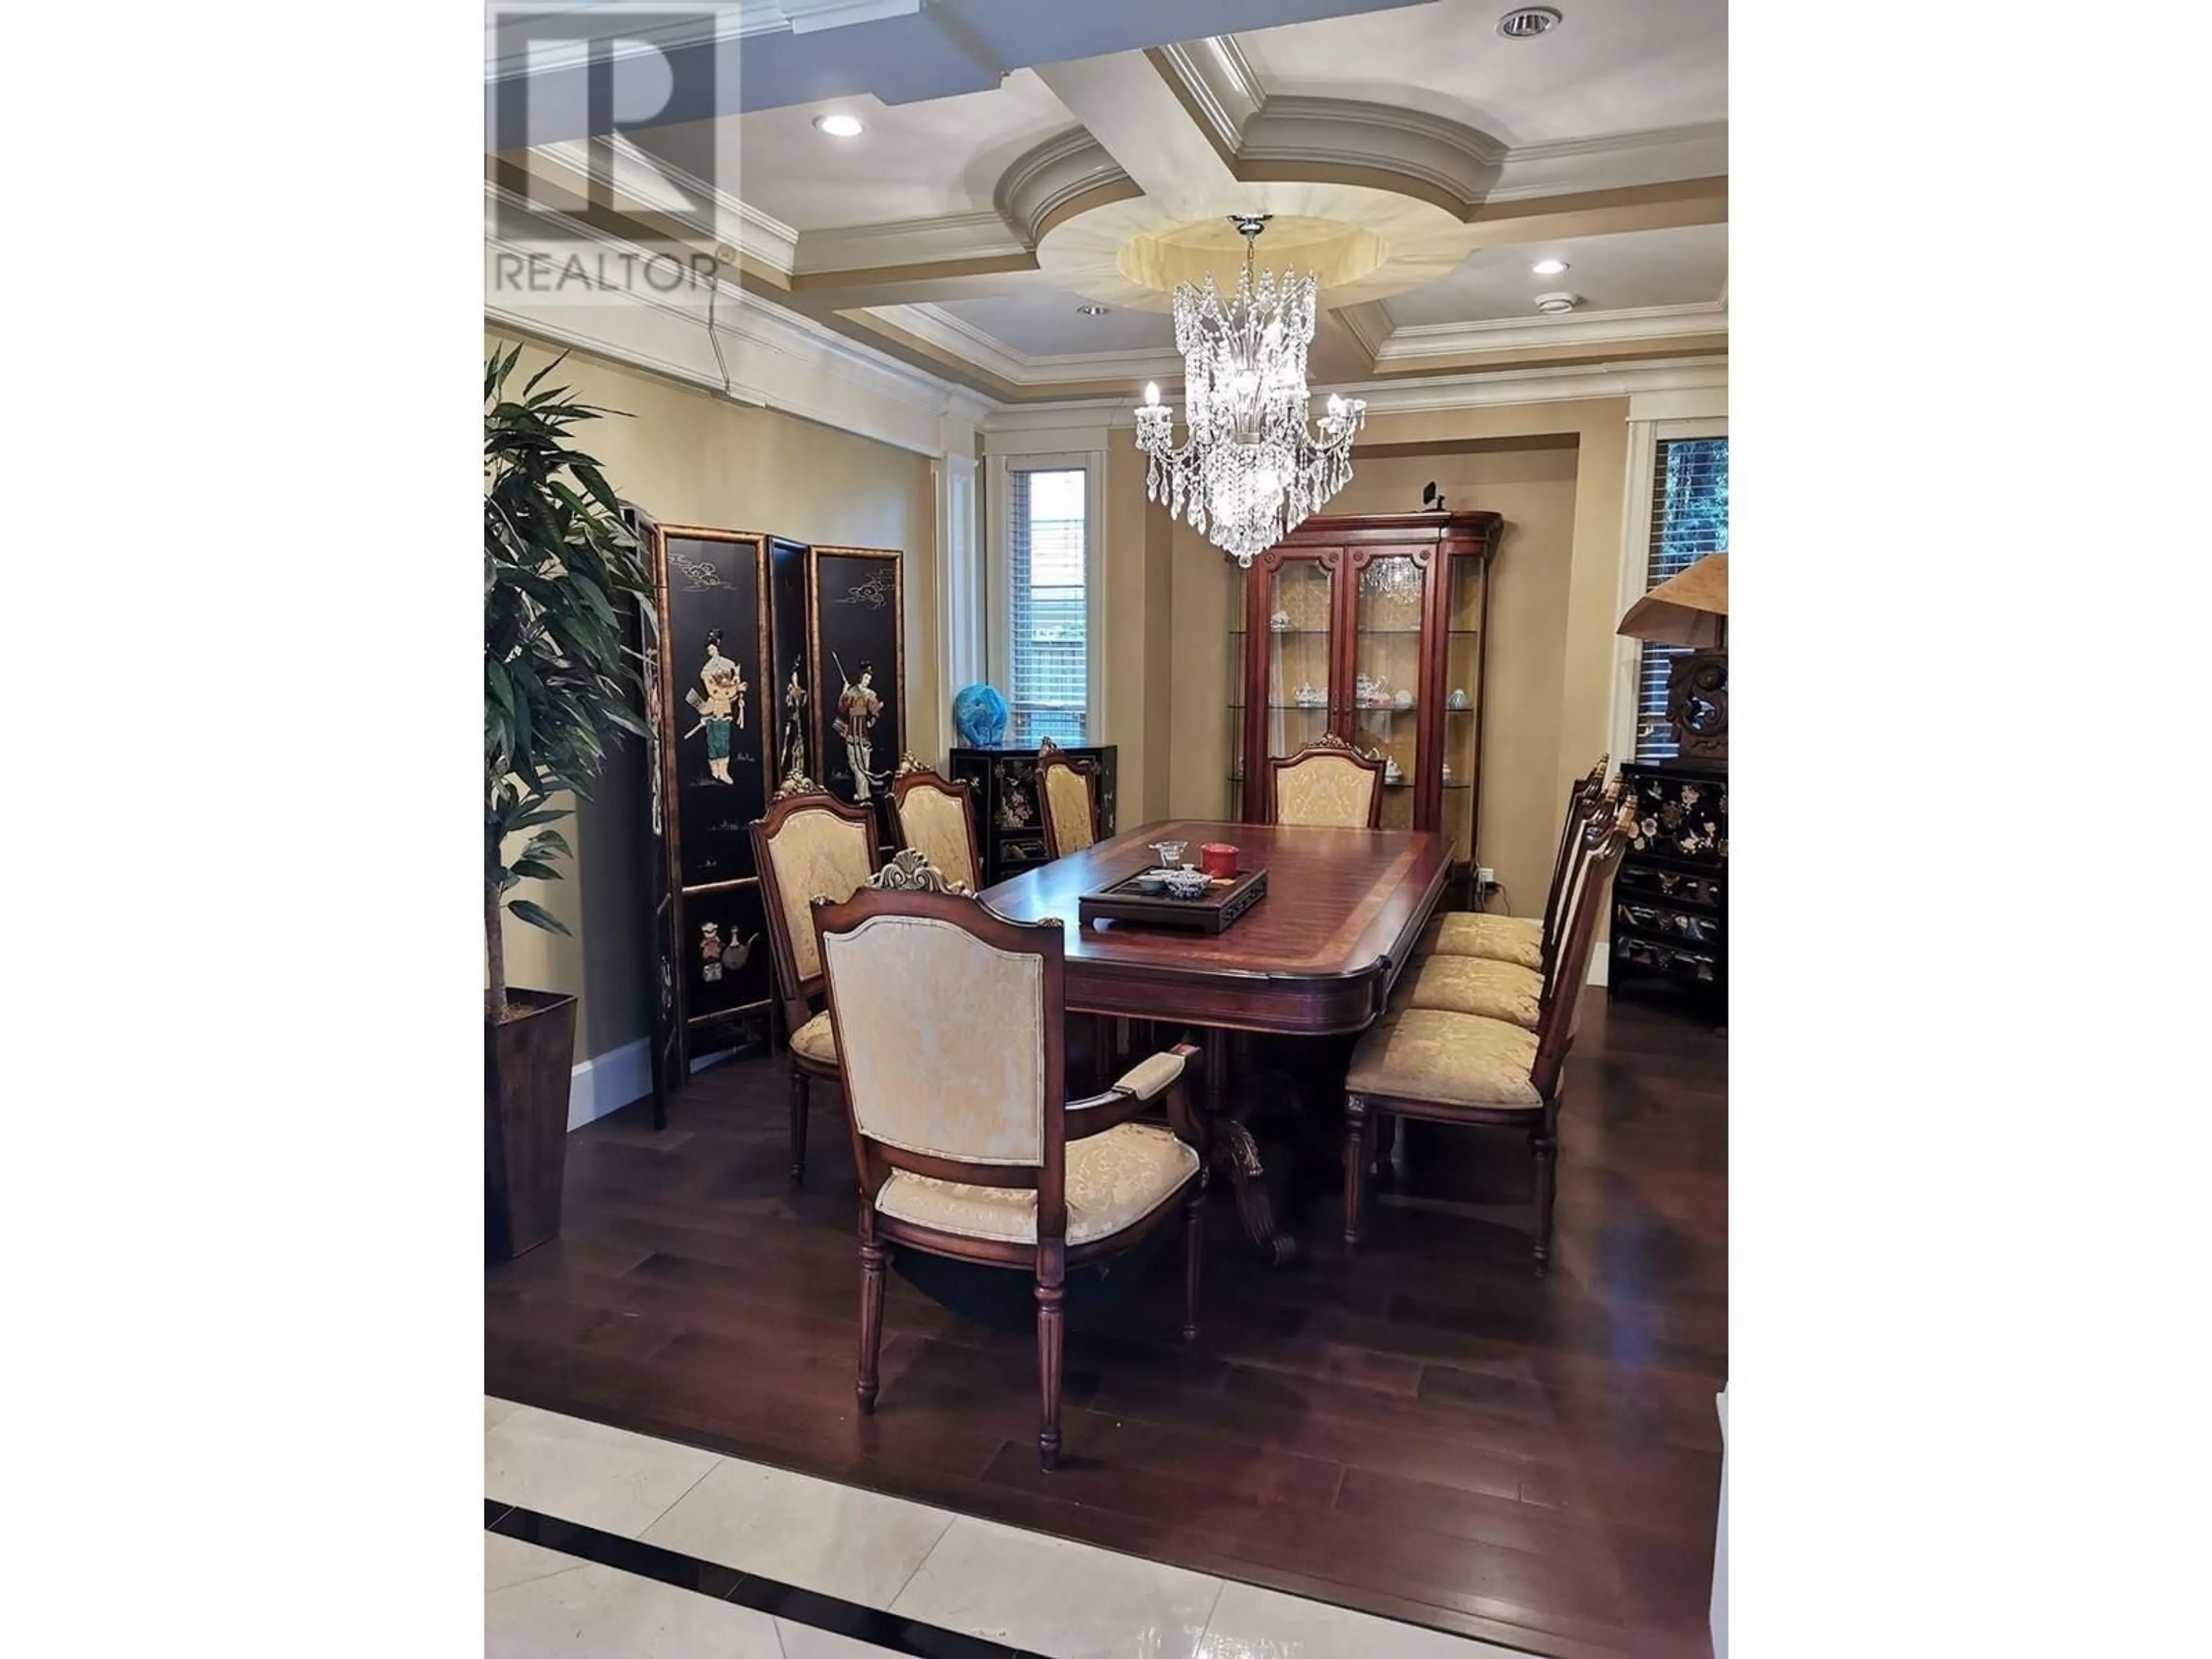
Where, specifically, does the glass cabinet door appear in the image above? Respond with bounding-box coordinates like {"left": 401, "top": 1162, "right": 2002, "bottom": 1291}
{"left": 1226, "top": 616, "right": 1247, "bottom": 821}
{"left": 1259, "top": 557, "right": 1336, "bottom": 776}
{"left": 1347, "top": 552, "right": 1427, "bottom": 831}
{"left": 1440, "top": 552, "right": 1487, "bottom": 867}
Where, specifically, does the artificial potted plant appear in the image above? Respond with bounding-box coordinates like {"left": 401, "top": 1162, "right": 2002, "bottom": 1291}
{"left": 484, "top": 344, "right": 649, "bottom": 1259}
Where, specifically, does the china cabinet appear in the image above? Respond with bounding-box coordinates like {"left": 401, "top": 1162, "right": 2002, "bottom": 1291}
{"left": 1226, "top": 511, "right": 1500, "bottom": 874}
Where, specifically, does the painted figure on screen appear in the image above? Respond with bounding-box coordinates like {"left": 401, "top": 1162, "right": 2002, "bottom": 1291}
{"left": 778, "top": 656, "right": 808, "bottom": 781}
{"left": 684, "top": 630, "right": 747, "bottom": 784}
{"left": 834, "top": 654, "right": 885, "bottom": 801}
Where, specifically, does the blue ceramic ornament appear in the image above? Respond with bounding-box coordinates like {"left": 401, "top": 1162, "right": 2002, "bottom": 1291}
{"left": 953, "top": 683, "right": 1009, "bottom": 747}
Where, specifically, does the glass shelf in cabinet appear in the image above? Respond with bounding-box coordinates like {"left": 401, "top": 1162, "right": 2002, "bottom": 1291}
{"left": 1226, "top": 703, "right": 1331, "bottom": 713}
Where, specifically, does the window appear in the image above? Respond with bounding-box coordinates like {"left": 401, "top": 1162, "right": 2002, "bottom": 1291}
{"left": 1634, "top": 435, "right": 1729, "bottom": 762}
{"left": 1006, "top": 465, "right": 1089, "bottom": 744}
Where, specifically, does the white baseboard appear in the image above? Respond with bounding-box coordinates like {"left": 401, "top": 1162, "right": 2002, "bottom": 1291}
{"left": 568, "top": 1037, "right": 651, "bottom": 1131}
{"left": 1586, "top": 950, "right": 1611, "bottom": 988}
{"left": 567, "top": 1039, "right": 759, "bottom": 1130}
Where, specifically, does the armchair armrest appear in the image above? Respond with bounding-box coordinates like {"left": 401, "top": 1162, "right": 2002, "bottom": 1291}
{"left": 1111, "top": 1048, "right": 1185, "bottom": 1101}
{"left": 1066, "top": 1043, "right": 1205, "bottom": 1141}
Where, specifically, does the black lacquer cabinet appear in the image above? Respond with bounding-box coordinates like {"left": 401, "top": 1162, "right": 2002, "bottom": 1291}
{"left": 1607, "top": 759, "right": 1727, "bottom": 1021}
{"left": 949, "top": 744, "right": 1118, "bottom": 887}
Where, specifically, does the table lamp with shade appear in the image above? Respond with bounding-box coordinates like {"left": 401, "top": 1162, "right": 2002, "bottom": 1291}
{"left": 1617, "top": 552, "right": 1728, "bottom": 764}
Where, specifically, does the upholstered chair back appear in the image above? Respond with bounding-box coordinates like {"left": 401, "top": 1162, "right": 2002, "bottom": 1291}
{"left": 1036, "top": 740, "right": 1098, "bottom": 858}
{"left": 1270, "top": 737, "right": 1383, "bottom": 828}
{"left": 813, "top": 885, "right": 1071, "bottom": 1227}
{"left": 889, "top": 763, "right": 982, "bottom": 891}
{"left": 1530, "top": 797, "right": 1634, "bottom": 1094}
{"left": 750, "top": 790, "right": 880, "bottom": 1009}
{"left": 1536, "top": 758, "right": 1613, "bottom": 980}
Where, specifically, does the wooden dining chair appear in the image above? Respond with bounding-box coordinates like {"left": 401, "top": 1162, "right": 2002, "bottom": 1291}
{"left": 812, "top": 877, "right": 1206, "bottom": 1471}
{"left": 1397, "top": 762, "right": 1616, "bottom": 1029}
{"left": 1415, "top": 755, "right": 1611, "bottom": 971}
{"left": 888, "top": 753, "right": 983, "bottom": 891}
{"left": 1343, "top": 790, "right": 1634, "bottom": 1272}
{"left": 749, "top": 774, "right": 882, "bottom": 1183}
{"left": 1268, "top": 732, "right": 1384, "bottom": 828}
{"left": 1035, "top": 737, "right": 1100, "bottom": 860}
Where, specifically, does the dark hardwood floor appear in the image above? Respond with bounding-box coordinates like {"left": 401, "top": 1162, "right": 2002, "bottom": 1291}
{"left": 486, "top": 990, "right": 1726, "bottom": 1659}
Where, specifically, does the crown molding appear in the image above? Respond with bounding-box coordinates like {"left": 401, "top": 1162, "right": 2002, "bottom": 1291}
{"left": 794, "top": 211, "right": 1029, "bottom": 277}
{"left": 486, "top": 185, "right": 987, "bottom": 457}
{"left": 1376, "top": 301, "right": 1728, "bottom": 363}
{"left": 1488, "top": 122, "right": 1730, "bottom": 203}
{"left": 993, "top": 129, "right": 1137, "bottom": 248}
{"left": 979, "top": 355, "right": 1727, "bottom": 434}
{"left": 1335, "top": 300, "right": 1394, "bottom": 362}
{"left": 522, "top": 135, "right": 800, "bottom": 277}
{"left": 1239, "top": 96, "right": 1505, "bottom": 208}
{"left": 874, "top": 304, "right": 1183, "bottom": 388}
{"left": 1150, "top": 35, "right": 1263, "bottom": 156}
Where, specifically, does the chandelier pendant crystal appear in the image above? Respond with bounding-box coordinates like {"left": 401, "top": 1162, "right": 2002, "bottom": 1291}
{"left": 1133, "top": 214, "right": 1368, "bottom": 567}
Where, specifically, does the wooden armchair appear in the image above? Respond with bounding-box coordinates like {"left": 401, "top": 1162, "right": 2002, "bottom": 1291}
{"left": 888, "top": 754, "right": 983, "bottom": 892}
{"left": 1035, "top": 737, "right": 1100, "bottom": 860}
{"left": 812, "top": 881, "right": 1206, "bottom": 1471}
{"left": 1343, "top": 790, "right": 1635, "bottom": 1272}
{"left": 748, "top": 777, "right": 882, "bottom": 1183}
{"left": 1268, "top": 732, "right": 1384, "bottom": 828}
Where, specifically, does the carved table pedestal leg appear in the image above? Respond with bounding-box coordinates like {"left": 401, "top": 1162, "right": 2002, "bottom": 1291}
{"left": 1198, "top": 1027, "right": 1298, "bottom": 1267}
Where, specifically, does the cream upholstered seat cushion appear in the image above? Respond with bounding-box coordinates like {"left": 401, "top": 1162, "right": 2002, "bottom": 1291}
{"left": 1273, "top": 752, "right": 1377, "bottom": 828}
{"left": 1041, "top": 763, "right": 1096, "bottom": 853}
{"left": 874, "top": 1122, "right": 1199, "bottom": 1245}
{"left": 1346, "top": 1008, "right": 1541, "bottom": 1109}
{"left": 1393, "top": 954, "right": 1544, "bottom": 1030}
{"left": 789, "top": 1010, "right": 838, "bottom": 1065}
{"left": 1416, "top": 912, "right": 1544, "bottom": 971}
{"left": 895, "top": 786, "right": 979, "bottom": 890}
{"left": 765, "top": 808, "right": 876, "bottom": 981}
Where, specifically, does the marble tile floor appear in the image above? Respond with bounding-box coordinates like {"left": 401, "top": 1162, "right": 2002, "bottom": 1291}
{"left": 486, "top": 1397, "right": 1539, "bottom": 1659}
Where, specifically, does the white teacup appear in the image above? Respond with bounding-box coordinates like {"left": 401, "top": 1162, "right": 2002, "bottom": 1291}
{"left": 1162, "top": 865, "right": 1211, "bottom": 900}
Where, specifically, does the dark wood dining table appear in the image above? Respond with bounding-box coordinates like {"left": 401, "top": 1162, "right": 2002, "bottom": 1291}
{"left": 980, "top": 818, "right": 1453, "bottom": 1262}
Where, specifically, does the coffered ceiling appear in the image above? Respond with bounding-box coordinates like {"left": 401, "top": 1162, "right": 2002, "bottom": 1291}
{"left": 487, "top": 0, "right": 1727, "bottom": 404}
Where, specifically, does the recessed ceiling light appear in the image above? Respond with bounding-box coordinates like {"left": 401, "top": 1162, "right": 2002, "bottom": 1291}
{"left": 1533, "top": 291, "right": 1581, "bottom": 314}
{"left": 1531, "top": 258, "right": 1569, "bottom": 276}
{"left": 1076, "top": 303, "right": 1109, "bottom": 316}
{"left": 1498, "top": 6, "right": 1563, "bottom": 38}
{"left": 813, "top": 113, "right": 863, "bottom": 138}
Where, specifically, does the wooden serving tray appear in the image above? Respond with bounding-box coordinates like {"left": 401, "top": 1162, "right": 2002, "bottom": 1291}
{"left": 1078, "top": 866, "right": 1269, "bottom": 934}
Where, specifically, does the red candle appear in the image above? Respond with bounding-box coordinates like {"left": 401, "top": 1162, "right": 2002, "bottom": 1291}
{"left": 1200, "top": 842, "right": 1239, "bottom": 879}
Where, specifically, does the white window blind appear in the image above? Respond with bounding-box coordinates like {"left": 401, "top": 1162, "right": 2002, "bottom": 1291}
{"left": 1007, "top": 467, "right": 1088, "bottom": 744}
{"left": 1634, "top": 436, "right": 1729, "bottom": 762}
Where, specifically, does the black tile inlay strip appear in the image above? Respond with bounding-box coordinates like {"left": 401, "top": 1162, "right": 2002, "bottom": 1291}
{"left": 486, "top": 1502, "right": 1032, "bottom": 1659}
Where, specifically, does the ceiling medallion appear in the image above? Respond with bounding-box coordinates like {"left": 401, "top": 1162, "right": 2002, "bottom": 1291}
{"left": 1132, "top": 215, "right": 1368, "bottom": 568}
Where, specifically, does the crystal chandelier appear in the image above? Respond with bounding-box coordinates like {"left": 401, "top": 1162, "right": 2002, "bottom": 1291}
{"left": 1133, "top": 214, "right": 1368, "bottom": 567}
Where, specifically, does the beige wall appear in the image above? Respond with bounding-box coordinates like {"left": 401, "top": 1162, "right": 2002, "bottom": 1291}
{"left": 488, "top": 331, "right": 937, "bottom": 1059}
{"left": 1136, "top": 398, "right": 1630, "bottom": 918}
